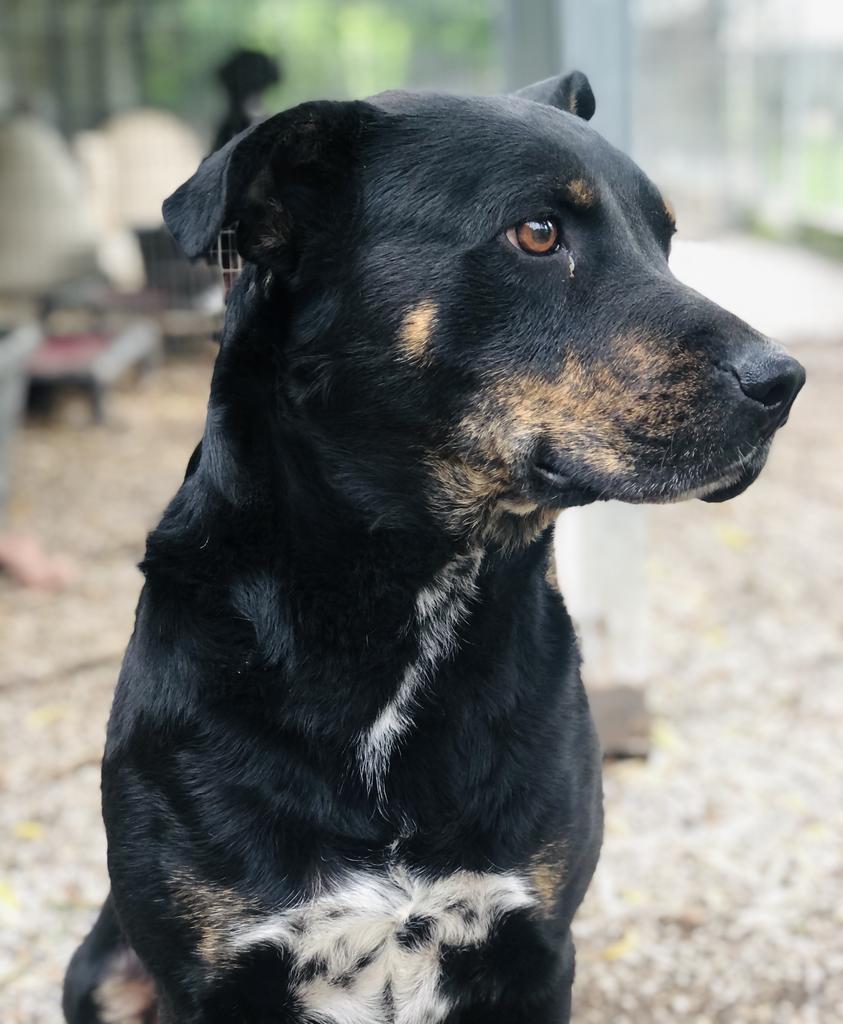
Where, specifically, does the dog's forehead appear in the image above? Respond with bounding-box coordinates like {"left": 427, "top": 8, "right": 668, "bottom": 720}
{"left": 361, "top": 90, "right": 649, "bottom": 210}
{"left": 368, "top": 88, "right": 584, "bottom": 133}
{"left": 366, "top": 90, "right": 597, "bottom": 161}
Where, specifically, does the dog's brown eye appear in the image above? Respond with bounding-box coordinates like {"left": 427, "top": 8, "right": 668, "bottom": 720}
{"left": 506, "top": 218, "right": 560, "bottom": 256}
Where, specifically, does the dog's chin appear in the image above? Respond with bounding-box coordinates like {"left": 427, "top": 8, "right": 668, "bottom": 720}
{"left": 664, "top": 444, "right": 771, "bottom": 504}
{"left": 698, "top": 457, "right": 767, "bottom": 502}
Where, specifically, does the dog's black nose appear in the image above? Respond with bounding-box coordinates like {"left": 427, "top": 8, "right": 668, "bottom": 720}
{"left": 735, "top": 352, "right": 805, "bottom": 422}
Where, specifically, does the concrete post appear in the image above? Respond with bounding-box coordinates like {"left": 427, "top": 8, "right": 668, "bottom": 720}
{"left": 504, "top": 0, "right": 650, "bottom": 754}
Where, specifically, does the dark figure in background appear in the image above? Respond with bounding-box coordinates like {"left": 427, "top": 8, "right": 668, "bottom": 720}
{"left": 209, "top": 50, "right": 282, "bottom": 297}
{"left": 212, "top": 49, "right": 282, "bottom": 153}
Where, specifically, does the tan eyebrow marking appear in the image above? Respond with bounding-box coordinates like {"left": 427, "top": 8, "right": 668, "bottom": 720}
{"left": 566, "top": 178, "right": 595, "bottom": 207}
{"left": 398, "top": 300, "right": 438, "bottom": 364}
{"left": 663, "top": 196, "right": 676, "bottom": 226}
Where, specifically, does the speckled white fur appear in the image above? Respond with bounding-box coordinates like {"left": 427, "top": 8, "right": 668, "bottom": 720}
{"left": 229, "top": 865, "right": 536, "bottom": 1024}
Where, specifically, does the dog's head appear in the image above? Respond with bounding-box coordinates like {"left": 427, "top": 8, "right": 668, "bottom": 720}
{"left": 164, "top": 72, "right": 804, "bottom": 546}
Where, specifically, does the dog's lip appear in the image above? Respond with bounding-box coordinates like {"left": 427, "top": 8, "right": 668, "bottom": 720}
{"left": 698, "top": 448, "right": 768, "bottom": 503}
{"left": 527, "top": 455, "right": 599, "bottom": 507}
{"left": 527, "top": 440, "right": 770, "bottom": 506}
{"left": 531, "top": 458, "right": 571, "bottom": 488}
{"left": 699, "top": 461, "right": 764, "bottom": 502}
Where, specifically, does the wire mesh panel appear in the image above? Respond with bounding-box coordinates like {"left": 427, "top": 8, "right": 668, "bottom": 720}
{"left": 215, "top": 227, "right": 243, "bottom": 299}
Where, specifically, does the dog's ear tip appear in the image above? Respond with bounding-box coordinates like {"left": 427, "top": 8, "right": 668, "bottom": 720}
{"left": 560, "top": 70, "right": 596, "bottom": 121}
{"left": 162, "top": 150, "right": 232, "bottom": 259}
{"left": 561, "top": 69, "right": 589, "bottom": 89}
{"left": 565, "top": 71, "right": 598, "bottom": 121}
{"left": 514, "top": 69, "right": 596, "bottom": 122}
{"left": 161, "top": 187, "right": 208, "bottom": 259}
{"left": 160, "top": 191, "right": 179, "bottom": 235}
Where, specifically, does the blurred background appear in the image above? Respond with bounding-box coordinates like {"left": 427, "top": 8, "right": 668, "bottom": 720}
{"left": 0, "top": 1, "right": 840, "bottom": 1022}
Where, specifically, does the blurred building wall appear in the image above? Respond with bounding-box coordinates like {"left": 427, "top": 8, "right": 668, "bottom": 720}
{"left": 633, "top": 0, "right": 843, "bottom": 239}
{"left": 3, "top": 0, "right": 839, "bottom": 246}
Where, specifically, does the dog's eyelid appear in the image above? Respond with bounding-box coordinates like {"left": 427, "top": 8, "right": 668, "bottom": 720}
{"left": 501, "top": 206, "right": 567, "bottom": 241}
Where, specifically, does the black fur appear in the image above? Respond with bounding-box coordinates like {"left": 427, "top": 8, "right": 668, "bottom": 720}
{"left": 515, "top": 70, "right": 595, "bottom": 120}
{"left": 64, "top": 71, "right": 803, "bottom": 1024}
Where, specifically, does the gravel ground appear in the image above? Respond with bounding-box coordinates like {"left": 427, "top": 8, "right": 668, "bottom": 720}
{"left": 1, "top": 342, "right": 841, "bottom": 1023}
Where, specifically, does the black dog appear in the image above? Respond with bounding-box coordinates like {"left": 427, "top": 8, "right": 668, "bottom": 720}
{"left": 63, "top": 71, "right": 804, "bottom": 1024}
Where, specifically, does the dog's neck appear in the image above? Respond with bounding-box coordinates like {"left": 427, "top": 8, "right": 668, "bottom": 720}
{"left": 145, "top": 282, "right": 561, "bottom": 788}
{"left": 171, "top": 428, "right": 554, "bottom": 782}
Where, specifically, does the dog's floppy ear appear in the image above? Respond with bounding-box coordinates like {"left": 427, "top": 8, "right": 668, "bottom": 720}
{"left": 162, "top": 100, "right": 362, "bottom": 261}
{"left": 515, "top": 70, "right": 596, "bottom": 122}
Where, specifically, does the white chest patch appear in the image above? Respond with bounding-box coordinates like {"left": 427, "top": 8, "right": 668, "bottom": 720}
{"left": 357, "top": 551, "right": 483, "bottom": 793}
{"left": 229, "top": 865, "right": 535, "bottom": 1024}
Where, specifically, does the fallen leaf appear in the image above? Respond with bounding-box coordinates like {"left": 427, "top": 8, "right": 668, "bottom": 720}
{"left": 651, "top": 719, "right": 686, "bottom": 754}
{"left": 25, "top": 704, "right": 67, "bottom": 728}
{"left": 601, "top": 928, "right": 640, "bottom": 961}
{"left": 0, "top": 881, "right": 19, "bottom": 909}
{"left": 12, "top": 820, "right": 45, "bottom": 841}
{"left": 715, "top": 522, "right": 751, "bottom": 550}
{"left": 621, "top": 888, "right": 648, "bottom": 907}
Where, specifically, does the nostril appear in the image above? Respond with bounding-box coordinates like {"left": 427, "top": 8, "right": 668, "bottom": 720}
{"left": 742, "top": 373, "right": 793, "bottom": 408}
{"left": 737, "top": 356, "right": 805, "bottom": 411}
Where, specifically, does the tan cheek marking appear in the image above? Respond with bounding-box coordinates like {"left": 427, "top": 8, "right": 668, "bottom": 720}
{"left": 435, "top": 330, "right": 708, "bottom": 538}
{"left": 616, "top": 330, "right": 707, "bottom": 427}
{"left": 459, "top": 330, "right": 708, "bottom": 479}
{"left": 488, "top": 360, "right": 635, "bottom": 476}
{"left": 428, "top": 457, "right": 507, "bottom": 530}
{"left": 426, "top": 455, "right": 555, "bottom": 549}
{"left": 399, "top": 299, "right": 438, "bottom": 364}
{"left": 566, "top": 178, "right": 595, "bottom": 207}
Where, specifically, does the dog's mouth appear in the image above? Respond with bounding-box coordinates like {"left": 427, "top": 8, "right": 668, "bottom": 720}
{"left": 524, "top": 440, "right": 771, "bottom": 508}
{"left": 527, "top": 456, "right": 600, "bottom": 508}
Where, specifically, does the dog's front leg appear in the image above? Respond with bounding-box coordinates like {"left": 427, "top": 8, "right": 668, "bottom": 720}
{"left": 449, "top": 989, "right": 572, "bottom": 1024}
{"left": 451, "top": 987, "right": 573, "bottom": 1024}
{"left": 151, "top": 949, "right": 308, "bottom": 1024}
{"left": 446, "top": 931, "right": 576, "bottom": 1024}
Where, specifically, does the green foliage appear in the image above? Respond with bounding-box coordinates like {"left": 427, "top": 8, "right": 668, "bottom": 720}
{"left": 139, "top": 0, "right": 497, "bottom": 130}
{"left": 802, "top": 138, "right": 843, "bottom": 211}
